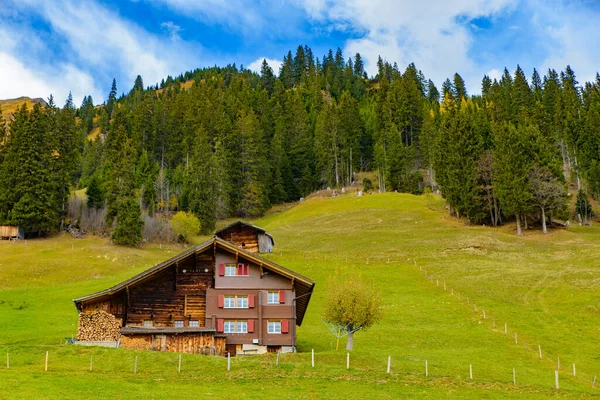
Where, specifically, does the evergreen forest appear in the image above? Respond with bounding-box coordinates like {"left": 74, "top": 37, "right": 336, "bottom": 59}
{"left": 1, "top": 45, "right": 600, "bottom": 243}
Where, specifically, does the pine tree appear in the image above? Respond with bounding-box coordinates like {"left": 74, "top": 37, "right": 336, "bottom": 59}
{"left": 86, "top": 174, "right": 105, "bottom": 209}
{"left": 260, "top": 59, "right": 275, "bottom": 95}
{"left": 111, "top": 196, "right": 143, "bottom": 245}
{"left": 494, "top": 123, "right": 532, "bottom": 236}
{"left": 106, "top": 78, "right": 118, "bottom": 118}
{"left": 453, "top": 73, "right": 467, "bottom": 100}
{"left": 237, "top": 109, "right": 269, "bottom": 217}
{"left": 0, "top": 104, "right": 54, "bottom": 233}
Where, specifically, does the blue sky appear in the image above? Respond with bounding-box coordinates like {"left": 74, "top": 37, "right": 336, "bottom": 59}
{"left": 1, "top": 0, "right": 600, "bottom": 106}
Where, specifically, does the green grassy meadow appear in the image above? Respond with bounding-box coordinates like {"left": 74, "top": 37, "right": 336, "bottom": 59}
{"left": 1, "top": 193, "right": 600, "bottom": 398}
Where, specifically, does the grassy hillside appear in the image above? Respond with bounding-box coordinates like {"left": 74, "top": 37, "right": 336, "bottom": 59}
{"left": 0, "top": 97, "right": 47, "bottom": 121}
{"left": 1, "top": 193, "right": 599, "bottom": 398}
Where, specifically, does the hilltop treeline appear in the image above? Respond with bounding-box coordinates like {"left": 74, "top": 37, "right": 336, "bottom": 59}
{"left": 1, "top": 45, "right": 600, "bottom": 241}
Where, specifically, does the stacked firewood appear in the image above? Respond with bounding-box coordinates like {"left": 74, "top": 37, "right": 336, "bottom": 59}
{"left": 77, "top": 311, "right": 121, "bottom": 341}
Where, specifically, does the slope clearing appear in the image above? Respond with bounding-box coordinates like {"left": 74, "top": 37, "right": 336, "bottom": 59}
{"left": 0, "top": 193, "right": 598, "bottom": 398}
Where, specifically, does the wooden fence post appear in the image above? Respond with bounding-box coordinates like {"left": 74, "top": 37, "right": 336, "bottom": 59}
{"left": 312, "top": 349, "right": 314, "bottom": 368}
{"left": 557, "top": 357, "right": 560, "bottom": 370}
{"left": 387, "top": 356, "right": 391, "bottom": 374}
{"left": 178, "top": 354, "right": 182, "bottom": 373}
{"left": 538, "top": 345, "right": 542, "bottom": 359}
{"left": 504, "top": 323, "right": 507, "bottom": 334}
{"left": 514, "top": 332, "right": 518, "bottom": 344}
{"left": 45, "top": 351, "right": 48, "bottom": 372}
{"left": 593, "top": 375, "right": 597, "bottom": 388}
{"left": 482, "top": 309, "right": 486, "bottom": 319}
{"left": 513, "top": 367, "right": 516, "bottom": 384}
{"left": 469, "top": 364, "right": 473, "bottom": 380}
{"left": 134, "top": 356, "right": 138, "bottom": 374}
{"left": 555, "top": 370, "right": 559, "bottom": 389}
{"left": 572, "top": 363, "right": 576, "bottom": 377}
{"left": 227, "top": 352, "right": 231, "bottom": 371}
{"left": 347, "top": 353, "right": 350, "bottom": 369}
{"left": 276, "top": 350, "right": 280, "bottom": 366}
{"left": 425, "top": 360, "right": 428, "bottom": 377}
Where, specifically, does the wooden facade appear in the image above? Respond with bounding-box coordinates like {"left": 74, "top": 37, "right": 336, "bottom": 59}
{"left": 73, "top": 234, "right": 314, "bottom": 356}
{"left": 0, "top": 226, "right": 23, "bottom": 240}
{"left": 215, "top": 221, "right": 274, "bottom": 253}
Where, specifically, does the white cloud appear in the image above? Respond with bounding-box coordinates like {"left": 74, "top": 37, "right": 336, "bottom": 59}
{"left": 147, "top": 0, "right": 265, "bottom": 33}
{"left": 300, "top": 0, "right": 518, "bottom": 94}
{"left": 247, "top": 57, "right": 282, "bottom": 75}
{"left": 0, "top": 25, "right": 101, "bottom": 104}
{"left": 530, "top": 0, "right": 600, "bottom": 85}
{"left": 0, "top": 0, "right": 205, "bottom": 105}
{"left": 161, "top": 21, "right": 182, "bottom": 40}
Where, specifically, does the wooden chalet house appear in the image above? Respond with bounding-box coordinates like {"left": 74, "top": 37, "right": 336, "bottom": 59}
{"left": 73, "top": 222, "right": 314, "bottom": 356}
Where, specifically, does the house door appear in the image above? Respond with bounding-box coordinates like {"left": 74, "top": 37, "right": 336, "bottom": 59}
{"left": 153, "top": 335, "right": 167, "bottom": 351}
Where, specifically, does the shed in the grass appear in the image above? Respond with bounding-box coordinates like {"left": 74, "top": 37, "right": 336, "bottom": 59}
{"left": 0, "top": 226, "right": 24, "bottom": 240}
{"left": 215, "top": 221, "right": 274, "bottom": 253}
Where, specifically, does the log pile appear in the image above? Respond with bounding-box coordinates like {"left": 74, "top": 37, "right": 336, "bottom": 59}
{"left": 77, "top": 311, "right": 121, "bottom": 341}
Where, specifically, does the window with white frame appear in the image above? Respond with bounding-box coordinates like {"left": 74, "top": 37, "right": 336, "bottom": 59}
{"left": 189, "top": 320, "right": 199, "bottom": 327}
{"left": 224, "top": 295, "right": 236, "bottom": 308}
{"left": 224, "top": 295, "right": 248, "bottom": 308}
{"left": 174, "top": 320, "right": 184, "bottom": 328}
{"left": 237, "top": 296, "right": 248, "bottom": 308}
{"left": 224, "top": 320, "right": 235, "bottom": 333}
{"left": 225, "top": 264, "right": 237, "bottom": 276}
{"left": 224, "top": 320, "right": 247, "bottom": 333}
{"left": 267, "top": 291, "right": 279, "bottom": 304}
{"left": 143, "top": 320, "right": 153, "bottom": 327}
{"left": 236, "top": 320, "right": 248, "bottom": 333}
{"left": 268, "top": 320, "right": 281, "bottom": 334}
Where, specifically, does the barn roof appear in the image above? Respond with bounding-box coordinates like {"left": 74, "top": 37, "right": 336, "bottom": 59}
{"left": 215, "top": 220, "right": 274, "bottom": 244}
{"left": 73, "top": 236, "right": 314, "bottom": 325}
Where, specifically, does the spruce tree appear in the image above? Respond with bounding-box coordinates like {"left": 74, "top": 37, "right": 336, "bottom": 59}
{"left": 111, "top": 196, "right": 143, "bottom": 245}
{"left": 106, "top": 78, "right": 118, "bottom": 118}
{"left": 86, "top": 175, "right": 105, "bottom": 209}
{"left": 494, "top": 123, "right": 532, "bottom": 236}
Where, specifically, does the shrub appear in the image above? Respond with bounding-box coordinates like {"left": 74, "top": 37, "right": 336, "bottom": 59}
{"left": 170, "top": 211, "right": 200, "bottom": 243}
{"left": 362, "top": 177, "right": 373, "bottom": 192}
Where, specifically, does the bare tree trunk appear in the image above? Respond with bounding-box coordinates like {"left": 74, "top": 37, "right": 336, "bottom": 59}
{"left": 523, "top": 214, "right": 528, "bottom": 230}
{"left": 516, "top": 213, "right": 523, "bottom": 236}
{"left": 493, "top": 194, "right": 500, "bottom": 226}
{"left": 346, "top": 331, "right": 354, "bottom": 351}
{"left": 541, "top": 207, "right": 547, "bottom": 234}
{"left": 334, "top": 146, "right": 339, "bottom": 187}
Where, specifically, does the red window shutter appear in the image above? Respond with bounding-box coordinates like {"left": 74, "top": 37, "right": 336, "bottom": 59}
{"left": 237, "top": 263, "right": 244, "bottom": 275}
{"left": 281, "top": 319, "right": 289, "bottom": 334}
{"left": 248, "top": 294, "right": 255, "bottom": 308}
{"left": 248, "top": 319, "right": 254, "bottom": 333}
{"left": 279, "top": 290, "right": 286, "bottom": 304}
{"left": 244, "top": 263, "right": 249, "bottom": 276}
{"left": 218, "top": 263, "right": 225, "bottom": 276}
{"left": 217, "top": 294, "right": 224, "bottom": 308}
{"left": 217, "top": 319, "right": 224, "bottom": 333}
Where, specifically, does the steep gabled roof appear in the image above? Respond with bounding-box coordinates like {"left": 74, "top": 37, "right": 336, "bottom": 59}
{"left": 73, "top": 236, "right": 314, "bottom": 325}
{"left": 215, "top": 220, "right": 274, "bottom": 244}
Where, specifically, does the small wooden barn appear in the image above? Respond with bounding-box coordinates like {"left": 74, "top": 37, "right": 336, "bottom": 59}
{"left": 73, "top": 233, "right": 314, "bottom": 356}
{"left": 0, "top": 226, "right": 24, "bottom": 240}
{"left": 215, "top": 221, "right": 275, "bottom": 253}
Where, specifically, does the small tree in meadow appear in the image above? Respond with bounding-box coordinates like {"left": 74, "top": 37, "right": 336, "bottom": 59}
{"left": 323, "top": 269, "right": 383, "bottom": 351}
{"left": 576, "top": 190, "right": 593, "bottom": 226}
{"left": 170, "top": 211, "right": 200, "bottom": 243}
